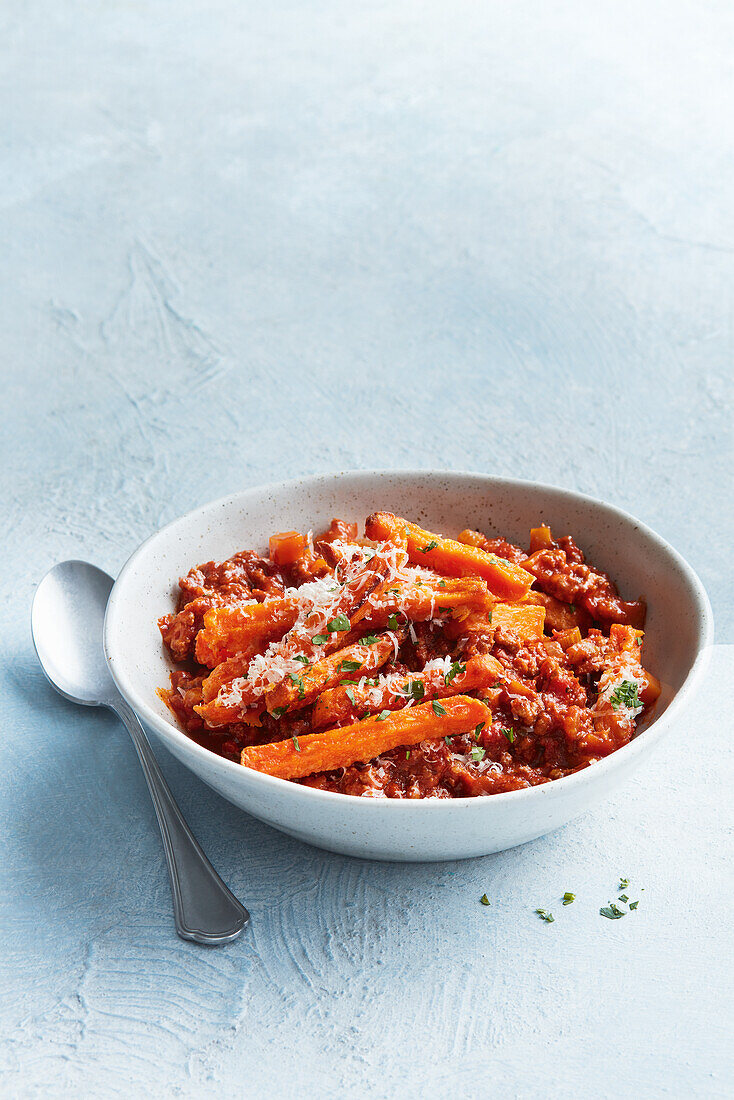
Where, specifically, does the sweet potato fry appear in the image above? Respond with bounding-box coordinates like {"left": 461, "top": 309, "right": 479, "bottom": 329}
{"left": 365, "top": 512, "right": 533, "bottom": 599}
{"left": 311, "top": 653, "right": 504, "bottom": 729}
{"left": 240, "top": 696, "right": 492, "bottom": 779}
{"left": 362, "top": 575, "right": 493, "bottom": 628}
{"left": 195, "top": 600, "right": 299, "bottom": 668}
{"left": 264, "top": 633, "right": 398, "bottom": 715}
{"left": 490, "top": 603, "right": 545, "bottom": 643}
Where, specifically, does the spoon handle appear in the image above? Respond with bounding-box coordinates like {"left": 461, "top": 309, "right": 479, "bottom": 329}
{"left": 114, "top": 697, "right": 249, "bottom": 944}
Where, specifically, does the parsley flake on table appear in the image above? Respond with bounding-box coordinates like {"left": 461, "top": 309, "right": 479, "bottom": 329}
{"left": 600, "top": 902, "right": 625, "bottom": 919}
{"left": 619, "top": 894, "right": 629, "bottom": 903}
{"left": 535, "top": 909, "right": 555, "bottom": 923}
{"left": 619, "top": 877, "right": 630, "bottom": 890}
{"left": 562, "top": 892, "right": 576, "bottom": 905}
{"left": 629, "top": 900, "right": 639, "bottom": 910}
{"left": 610, "top": 681, "right": 642, "bottom": 710}
{"left": 432, "top": 700, "right": 447, "bottom": 716}
{"left": 480, "top": 894, "right": 490, "bottom": 907}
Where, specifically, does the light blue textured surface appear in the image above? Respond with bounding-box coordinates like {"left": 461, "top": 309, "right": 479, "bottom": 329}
{"left": 2, "top": 1, "right": 733, "bottom": 1096}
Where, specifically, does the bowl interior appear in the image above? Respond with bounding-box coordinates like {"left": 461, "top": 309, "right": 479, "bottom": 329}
{"left": 105, "top": 471, "right": 711, "bottom": 765}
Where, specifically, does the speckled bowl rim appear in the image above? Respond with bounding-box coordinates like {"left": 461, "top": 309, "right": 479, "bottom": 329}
{"left": 104, "top": 469, "right": 714, "bottom": 812}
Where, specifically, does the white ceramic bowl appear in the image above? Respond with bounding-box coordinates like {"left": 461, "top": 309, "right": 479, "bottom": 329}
{"left": 104, "top": 471, "right": 713, "bottom": 862}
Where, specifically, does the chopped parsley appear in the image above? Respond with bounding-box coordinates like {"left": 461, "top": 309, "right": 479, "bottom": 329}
{"left": 444, "top": 661, "right": 466, "bottom": 685}
{"left": 470, "top": 746, "right": 486, "bottom": 762}
{"left": 292, "top": 735, "right": 301, "bottom": 752}
{"left": 610, "top": 681, "right": 642, "bottom": 710}
{"left": 339, "top": 659, "right": 362, "bottom": 671}
{"left": 629, "top": 900, "right": 639, "bottom": 910}
{"left": 474, "top": 722, "right": 485, "bottom": 740}
{"left": 619, "top": 877, "right": 630, "bottom": 890}
{"left": 362, "top": 634, "right": 380, "bottom": 645}
{"left": 345, "top": 687, "right": 357, "bottom": 706}
{"left": 312, "top": 633, "right": 329, "bottom": 645}
{"left": 562, "top": 892, "right": 576, "bottom": 906}
{"left": 501, "top": 726, "right": 515, "bottom": 745}
{"left": 480, "top": 894, "right": 490, "bottom": 907}
{"left": 293, "top": 654, "right": 310, "bottom": 665}
{"left": 272, "top": 706, "right": 287, "bottom": 718}
{"left": 405, "top": 750, "right": 411, "bottom": 760}
{"left": 404, "top": 679, "right": 425, "bottom": 703}
{"left": 444, "top": 736, "right": 452, "bottom": 746}
{"left": 375, "top": 710, "right": 391, "bottom": 721}
{"left": 287, "top": 673, "right": 305, "bottom": 699}
{"left": 535, "top": 909, "right": 555, "bottom": 923}
{"left": 387, "top": 613, "right": 399, "bottom": 630}
{"left": 432, "top": 700, "right": 447, "bottom": 716}
{"left": 438, "top": 579, "right": 447, "bottom": 588}
{"left": 600, "top": 902, "right": 625, "bottom": 920}
{"left": 619, "top": 894, "right": 629, "bottom": 904}
{"left": 327, "top": 614, "right": 350, "bottom": 633}
{"left": 420, "top": 540, "right": 439, "bottom": 553}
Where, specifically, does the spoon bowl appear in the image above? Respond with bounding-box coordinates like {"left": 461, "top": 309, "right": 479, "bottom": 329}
{"left": 32, "top": 561, "right": 115, "bottom": 707}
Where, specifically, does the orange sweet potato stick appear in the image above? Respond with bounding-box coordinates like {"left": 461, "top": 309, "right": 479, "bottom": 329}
{"left": 264, "top": 633, "right": 400, "bottom": 715}
{"left": 489, "top": 603, "right": 546, "bottom": 642}
{"left": 311, "top": 653, "right": 504, "bottom": 729}
{"left": 240, "top": 695, "right": 492, "bottom": 779}
{"left": 365, "top": 512, "right": 533, "bottom": 599}
{"left": 195, "top": 600, "right": 299, "bottom": 668}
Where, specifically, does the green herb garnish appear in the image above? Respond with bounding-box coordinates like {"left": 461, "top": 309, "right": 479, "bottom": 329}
{"left": 339, "top": 659, "right": 362, "bottom": 671}
{"left": 292, "top": 735, "right": 301, "bottom": 752}
{"left": 293, "top": 654, "right": 310, "bottom": 665}
{"left": 610, "top": 682, "right": 642, "bottom": 710}
{"left": 501, "top": 726, "right": 515, "bottom": 744}
{"left": 438, "top": 580, "right": 447, "bottom": 588}
{"left": 600, "top": 903, "right": 625, "bottom": 920}
{"left": 535, "top": 909, "right": 555, "bottom": 923}
{"left": 345, "top": 687, "right": 357, "bottom": 706}
{"left": 312, "top": 634, "right": 329, "bottom": 645}
{"left": 405, "top": 750, "right": 411, "bottom": 760}
{"left": 445, "top": 661, "right": 466, "bottom": 685}
{"left": 470, "top": 747, "right": 486, "bottom": 762}
{"left": 629, "top": 900, "right": 639, "bottom": 910}
{"left": 474, "top": 722, "right": 485, "bottom": 740}
{"left": 420, "top": 540, "right": 439, "bottom": 553}
{"left": 432, "top": 700, "right": 447, "bottom": 716}
{"left": 327, "top": 614, "right": 350, "bottom": 633}
{"left": 272, "top": 706, "right": 287, "bottom": 718}
{"left": 404, "top": 679, "right": 425, "bottom": 703}
{"left": 362, "top": 634, "right": 380, "bottom": 645}
{"left": 387, "top": 613, "right": 399, "bottom": 630}
{"left": 480, "top": 894, "right": 490, "bottom": 907}
{"left": 619, "top": 878, "right": 630, "bottom": 890}
{"left": 562, "top": 892, "right": 576, "bottom": 906}
{"left": 619, "top": 894, "right": 629, "bottom": 904}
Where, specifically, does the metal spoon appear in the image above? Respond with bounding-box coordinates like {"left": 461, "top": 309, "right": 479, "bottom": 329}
{"left": 31, "top": 560, "right": 249, "bottom": 945}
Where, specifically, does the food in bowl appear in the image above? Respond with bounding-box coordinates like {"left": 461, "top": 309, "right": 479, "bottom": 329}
{"left": 158, "top": 512, "right": 660, "bottom": 799}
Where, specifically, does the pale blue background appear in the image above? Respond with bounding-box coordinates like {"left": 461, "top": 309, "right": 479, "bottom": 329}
{"left": 2, "top": 1, "right": 733, "bottom": 1096}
